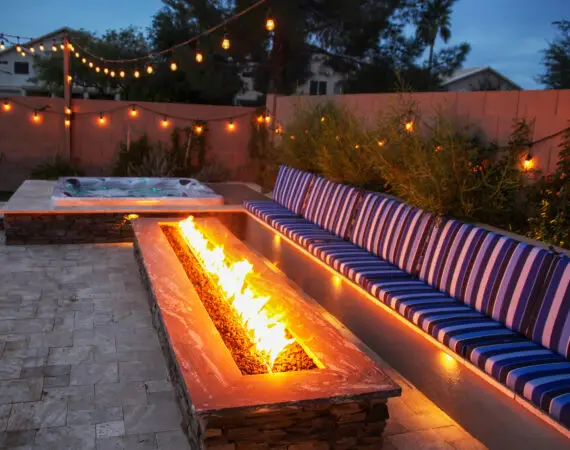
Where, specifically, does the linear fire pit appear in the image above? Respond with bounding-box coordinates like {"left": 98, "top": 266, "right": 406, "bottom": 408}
{"left": 133, "top": 217, "right": 401, "bottom": 449}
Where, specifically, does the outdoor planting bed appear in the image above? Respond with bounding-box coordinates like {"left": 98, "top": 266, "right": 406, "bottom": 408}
{"left": 133, "top": 217, "right": 401, "bottom": 449}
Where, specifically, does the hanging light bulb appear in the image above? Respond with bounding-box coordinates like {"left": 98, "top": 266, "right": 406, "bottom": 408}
{"left": 59, "top": 43, "right": 65, "bottom": 50}
{"left": 75, "top": 52, "right": 80, "bottom": 58}
{"left": 264, "top": 113, "right": 271, "bottom": 124}
{"left": 16, "top": 45, "right": 22, "bottom": 53}
{"left": 523, "top": 154, "right": 535, "bottom": 171}
{"left": 81, "top": 57, "right": 87, "bottom": 64}
{"left": 98, "top": 112, "right": 106, "bottom": 125}
{"left": 405, "top": 120, "right": 414, "bottom": 132}
{"left": 2, "top": 100, "right": 12, "bottom": 112}
{"left": 161, "top": 116, "right": 170, "bottom": 128}
{"left": 256, "top": 115, "right": 264, "bottom": 124}
{"left": 66, "top": 75, "right": 72, "bottom": 84}
{"left": 103, "top": 68, "right": 109, "bottom": 75}
{"left": 266, "top": 10, "right": 276, "bottom": 31}
{"left": 227, "top": 119, "right": 236, "bottom": 131}
{"left": 146, "top": 65, "right": 153, "bottom": 74}
{"left": 170, "top": 61, "right": 178, "bottom": 71}
{"left": 130, "top": 105, "right": 138, "bottom": 117}
{"left": 29, "top": 47, "right": 35, "bottom": 54}
{"left": 95, "top": 67, "right": 101, "bottom": 73}
{"left": 221, "top": 33, "right": 230, "bottom": 50}
{"left": 65, "top": 106, "right": 72, "bottom": 115}
{"left": 39, "top": 43, "right": 45, "bottom": 51}
{"left": 196, "top": 50, "right": 204, "bottom": 63}
{"left": 33, "top": 110, "right": 40, "bottom": 123}
{"left": 194, "top": 123, "right": 204, "bottom": 135}
{"left": 119, "top": 70, "right": 125, "bottom": 78}
{"left": 52, "top": 42, "right": 58, "bottom": 52}
{"left": 134, "top": 69, "right": 140, "bottom": 78}
{"left": 64, "top": 116, "right": 71, "bottom": 128}
{"left": 68, "top": 43, "right": 74, "bottom": 51}
{"left": 20, "top": 51, "right": 26, "bottom": 57}
{"left": 0, "top": 39, "right": 5, "bottom": 51}
{"left": 88, "top": 62, "right": 94, "bottom": 68}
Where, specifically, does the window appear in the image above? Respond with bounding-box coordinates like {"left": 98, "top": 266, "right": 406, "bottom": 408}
{"left": 14, "top": 61, "right": 29, "bottom": 74}
{"left": 309, "top": 80, "right": 327, "bottom": 96}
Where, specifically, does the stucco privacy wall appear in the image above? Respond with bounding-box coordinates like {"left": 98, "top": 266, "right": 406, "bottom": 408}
{"left": 0, "top": 97, "right": 255, "bottom": 191}
{"left": 268, "top": 89, "right": 570, "bottom": 174}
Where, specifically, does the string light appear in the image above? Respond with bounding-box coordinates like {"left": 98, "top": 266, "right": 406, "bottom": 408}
{"left": 256, "top": 115, "right": 264, "bottom": 124}
{"left": 32, "top": 110, "right": 40, "bottom": 123}
{"left": 170, "top": 61, "right": 178, "bottom": 71}
{"left": 130, "top": 105, "right": 138, "bottom": 117}
{"left": 65, "top": 107, "right": 72, "bottom": 115}
{"left": 75, "top": 52, "right": 80, "bottom": 58}
{"left": 81, "top": 57, "right": 87, "bottom": 64}
{"left": 95, "top": 67, "right": 101, "bottom": 73}
{"left": 265, "top": 113, "right": 271, "bottom": 124}
{"left": 227, "top": 119, "right": 236, "bottom": 131}
{"left": 64, "top": 116, "right": 71, "bottom": 128}
{"left": 222, "top": 33, "right": 231, "bottom": 50}
{"left": 67, "top": 43, "right": 73, "bottom": 51}
{"left": 39, "top": 43, "right": 45, "bottom": 51}
{"left": 98, "top": 112, "right": 106, "bottom": 125}
{"left": 2, "top": 100, "right": 11, "bottom": 112}
{"left": 524, "top": 154, "right": 535, "bottom": 170}
{"left": 59, "top": 43, "right": 65, "bottom": 50}
{"left": 378, "top": 140, "right": 386, "bottom": 147}
{"left": 29, "top": 46, "right": 35, "bottom": 54}
{"left": 435, "top": 145, "right": 443, "bottom": 153}
{"left": 161, "top": 116, "right": 170, "bottom": 128}
{"left": 16, "top": 44, "right": 22, "bottom": 53}
{"left": 52, "top": 42, "right": 58, "bottom": 52}
{"left": 110, "top": 70, "right": 116, "bottom": 78}
{"left": 146, "top": 65, "right": 153, "bottom": 74}
{"left": 0, "top": 39, "right": 5, "bottom": 51}
{"left": 320, "top": 116, "right": 326, "bottom": 123}
{"left": 266, "top": 10, "right": 275, "bottom": 31}
{"left": 66, "top": 75, "right": 72, "bottom": 84}
{"left": 405, "top": 121, "right": 414, "bottom": 132}
{"left": 88, "top": 62, "right": 94, "bottom": 68}
{"left": 103, "top": 68, "right": 109, "bottom": 74}
{"left": 196, "top": 50, "right": 204, "bottom": 63}
{"left": 134, "top": 69, "right": 140, "bottom": 78}
{"left": 20, "top": 51, "right": 26, "bottom": 57}
{"left": 194, "top": 123, "right": 204, "bottom": 135}
{"left": 119, "top": 70, "right": 125, "bottom": 78}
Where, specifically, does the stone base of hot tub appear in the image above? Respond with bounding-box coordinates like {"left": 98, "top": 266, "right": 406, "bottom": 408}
{"left": 135, "top": 243, "right": 390, "bottom": 450}
{"left": 4, "top": 211, "right": 246, "bottom": 245}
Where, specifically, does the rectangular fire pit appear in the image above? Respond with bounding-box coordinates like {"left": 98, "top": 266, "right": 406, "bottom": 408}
{"left": 133, "top": 217, "right": 401, "bottom": 449}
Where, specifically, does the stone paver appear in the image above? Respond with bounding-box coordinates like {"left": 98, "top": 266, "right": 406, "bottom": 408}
{"left": 0, "top": 231, "right": 486, "bottom": 449}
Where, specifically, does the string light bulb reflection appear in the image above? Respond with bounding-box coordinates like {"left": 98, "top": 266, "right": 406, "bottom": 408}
{"left": 130, "top": 106, "right": 138, "bottom": 117}
{"left": 2, "top": 100, "right": 11, "bottom": 112}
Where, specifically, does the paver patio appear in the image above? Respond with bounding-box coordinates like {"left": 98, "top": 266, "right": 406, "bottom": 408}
{"left": 0, "top": 229, "right": 485, "bottom": 449}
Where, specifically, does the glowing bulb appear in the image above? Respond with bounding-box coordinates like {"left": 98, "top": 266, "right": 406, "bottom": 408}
{"left": 60, "top": 43, "right": 65, "bottom": 50}
{"left": 33, "top": 111, "right": 40, "bottom": 122}
{"left": 378, "top": 140, "right": 386, "bottom": 147}
{"left": 194, "top": 124, "right": 204, "bottom": 135}
{"left": 29, "top": 47, "right": 35, "bottom": 54}
{"left": 88, "top": 62, "right": 94, "bottom": 68}
{"left": 134, "top": 70, "right": 140, "bottom": 78}
{"left": 405, "top": 121, "right": 414, "bottom": 132}
{"left": 227, "top": 120, "right": 236, "bottom": 131}
{"left": 130, "top": 106, "right": 138, "bottom": 117}
{"left": 52, "top": 43, "right": 58, "bottom": 52}
{"left": 2, "top": 100, "right": 12, "bottom": 112}
{"left": 16, "top": 45, "right": 22, "bottom": 52}
{"left": 103, "top": 68, "right": 109, "bottom": 75}
{"left": 222, "top": 35, "right": 230, "bottom": 50}
{"left": 98, "top": 113, "right": 106, "bottom": 125}
{"left": 66, "top": 75, "right": 72, "bottom": 84}
{"left": 320, "top": 116, "right": 326, "bottom": 122}
{"left": 0, "top": 41, "right": 5, "bottom": 51}
{"left": 266, "top": 17, "right": 275, "bottom": 32}
{"left": 170, "top": 61, "right": 177, "bottom": 71}
{"left": 65, "top": 107, "right": 72, "bottom": 115}
{"left": 524, "top": 155, "right": 535, "bottom": 171}
{"left": 256, "top": 115, "right": 264, "bottom": 124}
{"left": 67, "top": 43, "right": 73, "bottom": 50}
{"left": 20, "top": 52, "right": 26, "bottom": 57}
{"left": 290, "top": 135, "right": 296, "bottom": 140}
{"left": 119, "top": 70, "right": 125, "bottom": 78}
{"left": 110, "top": 70, "right": 116, "bottom": 78}
{"left": 95, "top": 67, "right": 100, "bottom": 73}
{"left": 196, "top": 51, "right": 203, "bottom": 63}
{"left": 161, "top": 117, "right": 170, "bottom": 128}
{"left": 75, "top": 52, "right": 80, "bottom": 58}
{"left": 64, "top": 117, "right": 71, "bottom": 128}
{"left": 39, "top": 43, "right": 45, "bottom": 51}
{"left": 264, "top": 114, "right": 271, "bottom": 124}
{"left": 146, "top": 65, "right": 153, "bottom": 74}
{"left": 81, "top": 58, "right": 87, "bottom": 64}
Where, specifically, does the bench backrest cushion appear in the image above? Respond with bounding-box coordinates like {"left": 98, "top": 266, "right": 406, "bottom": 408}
{"left": 420, "top": 219, "right": 554, "bottom": 333}
{"left": 302, "top": 177, "right": 361, "bottom": 239}
{"left": 272, "top": 166, "right": 315, "bottom": 215}
{"left": 350, "top": 192, "right": 434, "bottom": 274}
{"left": 530, "top": 256, "right": 570, "bottom": 359}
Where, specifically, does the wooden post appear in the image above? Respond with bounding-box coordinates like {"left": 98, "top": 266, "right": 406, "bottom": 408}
{"left": 63, "top": 34, "right": 72, "bottom": 160}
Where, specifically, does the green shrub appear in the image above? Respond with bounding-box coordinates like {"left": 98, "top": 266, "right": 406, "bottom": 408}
{"left": 280, "top": 101, "right": 384, "bottom": 190}
{"left": 194, "top": 159, "right": 230, "bottom": 182}
{"left": 30, "top": 154, "right": 85, "bottom": 180}
{"left": 528, "top": 128, "right": 570, "bottom": 248}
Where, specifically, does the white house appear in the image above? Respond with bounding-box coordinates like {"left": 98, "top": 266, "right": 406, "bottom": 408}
{"left": 441, "top": 67, "right": 522, "bottom": 92}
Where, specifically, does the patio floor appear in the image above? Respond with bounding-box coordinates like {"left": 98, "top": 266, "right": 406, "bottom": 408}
{"left": 0, "top": 228, "right": 487, "bottom": 450}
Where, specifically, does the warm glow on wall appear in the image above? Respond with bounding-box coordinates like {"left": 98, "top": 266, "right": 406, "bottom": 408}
{"left": 130, "top": 106, "right": 138, "bottom": 117}
{"left": 439, "top": 351, "right": 458, "bottom": 372}
{"left": 2, "top": 100, "right": 12, "bottom": 112}
{"left": 333, "top": 275, "right": 342, "bottom": 288}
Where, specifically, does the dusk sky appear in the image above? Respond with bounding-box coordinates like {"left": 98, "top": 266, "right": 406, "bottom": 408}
{"left": 2, "top": 0, "right": 569, "bottom": 90}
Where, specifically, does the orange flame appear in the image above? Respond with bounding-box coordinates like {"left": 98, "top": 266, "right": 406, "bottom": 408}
{"left": 178, "top": 217, "right": 294, "bottom": 367}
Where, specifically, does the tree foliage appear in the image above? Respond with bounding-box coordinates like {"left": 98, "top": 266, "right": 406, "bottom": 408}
{"left": 537, "top": 20, "right": 570, "bottom": 89}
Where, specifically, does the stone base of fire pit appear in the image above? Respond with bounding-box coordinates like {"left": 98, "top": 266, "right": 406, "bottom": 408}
{"left": 133, "top": 218, "right": 401, "bottom": 449}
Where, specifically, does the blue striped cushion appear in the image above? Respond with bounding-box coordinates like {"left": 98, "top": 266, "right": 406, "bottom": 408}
{"left": 302, "top": 177, "right": 361, "bottom": 239}
{"left": 530, "top": 256, "right": 570, "bottom": 359}
{"left": 469, "top": 340, "right": 570, "bottom": 428}
{"left": 419, "top": 219, "right": 554, "bottom": 333}
{"left": 272, "top": 166, "right": 315, "bottom": 215}
{"left": 244, "top": 200, "right": 299, "bottom": 227}
{"left": 350, "top": 193, "right": 433, "bottom": 274}
{"left": 271, "top": 217, "right": 342, "bottom": 248}
{"left": 306, "top": 241, "right": 411, "bottom": 287}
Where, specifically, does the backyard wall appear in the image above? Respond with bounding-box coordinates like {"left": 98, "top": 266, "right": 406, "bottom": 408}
{"left": 0, "top": 97, "right": 256, "bottom": 191}
{"left": 267, "top": 89, "right": 570, "bottom": 174}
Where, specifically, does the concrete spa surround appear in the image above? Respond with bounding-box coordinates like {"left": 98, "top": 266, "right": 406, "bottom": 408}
{"left": 133, "top": 218, "right": 401, "bottom": 449}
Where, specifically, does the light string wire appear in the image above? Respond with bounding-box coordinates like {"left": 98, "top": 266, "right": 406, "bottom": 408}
{"left": 68, "top": 0, "right": 269, "bottom": 64}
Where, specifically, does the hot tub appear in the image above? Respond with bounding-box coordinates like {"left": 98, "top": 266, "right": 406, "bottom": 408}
{"left": 52, "top": 177, "right": 224, "bottom": 207}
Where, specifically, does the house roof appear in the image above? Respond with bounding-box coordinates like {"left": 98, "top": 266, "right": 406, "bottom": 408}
{"left": 441, "top": 66, "right": 522, "bottom": 90}
{"left": 0, "top": 27, "right": 71, "bottom": 57}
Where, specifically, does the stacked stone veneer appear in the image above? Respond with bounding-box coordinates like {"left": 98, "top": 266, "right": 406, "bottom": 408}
{"left": 134, "top": 240, "right": 391, "bottom": 450}
{"left": 4, "top": 212, "right": 246, "bottom": 245}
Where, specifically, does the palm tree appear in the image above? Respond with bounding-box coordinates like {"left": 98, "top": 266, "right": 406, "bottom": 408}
{"left": 416, "top": 0, "right": 456, "bottom": 77}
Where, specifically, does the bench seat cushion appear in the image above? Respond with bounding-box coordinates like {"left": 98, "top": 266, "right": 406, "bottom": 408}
{"left": 272, "top": 166, "right": 316, "bottom": 214}
{"left": 469, "top": 340, "right": 570, "bottom": 428}
{"left": 244, "top": 200, "right": 299, "bottom": 227}
{"left": 306, "top": 240, "right": 412, "bottom": 286}
{"left": 271, "top": 217, "right": 343, "bottom": 248}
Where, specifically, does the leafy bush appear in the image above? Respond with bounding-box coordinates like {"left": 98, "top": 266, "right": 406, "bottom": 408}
{"left": 373, "top": 99, "right": 529, "bottom": 229}
{"left": 30, "top": 154, "right": 85, "bottom": 180}
{"left": 280, "top": 101, "right": 384, "bottom": 190}
{"left": 127, "top": 143, "right": 178, "bottom": 177}
{"left": 194, "top": 159, "right": 230, "bottom": 182}
{"left": 528, "top": 128, "right": 570, "bottom": 248}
